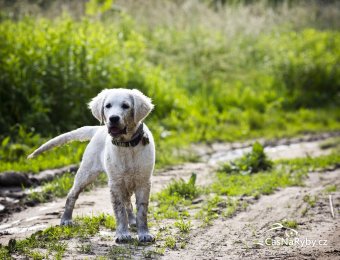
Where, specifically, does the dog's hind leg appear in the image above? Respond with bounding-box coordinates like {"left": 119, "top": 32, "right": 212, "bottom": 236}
{"left": 60, "top": 164, "right": 100, "bottom": 226}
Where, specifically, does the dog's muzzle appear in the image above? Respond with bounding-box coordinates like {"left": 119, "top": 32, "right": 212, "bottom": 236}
{"left": 108, "top": 126, "right": 127, "bottom": 137}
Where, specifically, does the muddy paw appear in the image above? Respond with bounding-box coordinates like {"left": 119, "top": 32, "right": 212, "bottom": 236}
{"left": 138, "top": 233, "right": 155, "bottom": 243}
{"left": 116, "top": 233, "right": 132, "bottom": 243}
{"left": 60, "top": 219, "right": 73, "bottom": 226}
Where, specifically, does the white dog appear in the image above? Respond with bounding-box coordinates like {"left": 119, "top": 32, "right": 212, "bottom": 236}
{"left": 28, "top": 88, "right": 155, "bottom": 243}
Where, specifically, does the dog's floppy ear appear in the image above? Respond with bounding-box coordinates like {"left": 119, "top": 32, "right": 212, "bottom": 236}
{"left": 88, "top": 89, "right": 109, "bottom": 124}
{"left": 131, "top": 89, "right": 154, "bottom": 123}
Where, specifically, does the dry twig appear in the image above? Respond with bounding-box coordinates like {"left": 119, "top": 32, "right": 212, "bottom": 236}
{"left": 329, "top": 195, "right": 335, "bottom": 218}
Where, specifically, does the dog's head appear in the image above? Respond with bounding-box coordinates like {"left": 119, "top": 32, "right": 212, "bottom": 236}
{"left": 88, "top": 89, "right": 154, "bottom": 138}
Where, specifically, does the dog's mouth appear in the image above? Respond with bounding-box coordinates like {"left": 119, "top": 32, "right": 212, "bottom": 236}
{"left": 108, "top": 126, "right": 127, "bottom": 137}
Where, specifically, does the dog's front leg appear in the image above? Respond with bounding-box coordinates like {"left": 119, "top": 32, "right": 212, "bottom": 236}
{"left": 135, "top": 182, "right": 154, "bottom": 242}
{"left": 110, "top": 186, "right": 131, "bottom": 243}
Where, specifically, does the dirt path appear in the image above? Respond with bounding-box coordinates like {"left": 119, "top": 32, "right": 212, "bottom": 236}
{"left": 0, "top": 134, "right": 338, "bottom": 256}
{"left": 166, "top": 169, "right": 340, "bottom": 259}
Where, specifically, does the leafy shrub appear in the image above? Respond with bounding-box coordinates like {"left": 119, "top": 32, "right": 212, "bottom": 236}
{"left": 257, "top": 29, "right": 340, "bottom": 108}
{"left": 220, "top": 142, "right": 273, "bottom": 175}
{"left": 0, "top": 126, "right": 42, "bottom": 161}
{"left": 0, "top": 15, "right": 181, "bottom": 137}
{"left": 0, "top": 7, "right": 340, "bottom": 171}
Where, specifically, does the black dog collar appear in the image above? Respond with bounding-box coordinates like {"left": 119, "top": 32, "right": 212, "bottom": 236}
{"left": 111, "top": 123, "right": 149, "bottom": 147}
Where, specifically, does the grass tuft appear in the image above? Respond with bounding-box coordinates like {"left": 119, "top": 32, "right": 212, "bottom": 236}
{"left": 324, "top": 185, "right": 337, "bottom": 193}
{"left": 281, "top": 219, "right": 298, "bottom": 229}
{"left": 151, "top": 173, "right": 200, "bottom": 219}
{"left": 220, "top": 142, "right": 273, "bottom": 175}
{"left": 303, "top": 195, "right": 317, "bottom": 208}
{"left": 164, "top": 173, "right": 199, "bottom": 200}
{"left": 164, "top": 236, "right": 176, "bottom": 249}
{"left": 174, "top": 219, "right": 191, "bottom": 233}
{"left": 108, "top": 245, "right": 131, "bottom": 259}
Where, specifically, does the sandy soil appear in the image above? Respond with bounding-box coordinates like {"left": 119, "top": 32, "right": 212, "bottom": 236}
{"left": 165, "top": 169, "right": 340, "bottom": 260}
{"left": 0, "top": 134, "right": 339, "bottom": 259}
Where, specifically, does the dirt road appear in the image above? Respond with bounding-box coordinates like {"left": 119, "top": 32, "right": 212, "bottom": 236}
{"left": 166, "top": 169, "right": 340, "bottom": 259}
{"left": 0, "top": 133, "right": 339, "bottom": 259}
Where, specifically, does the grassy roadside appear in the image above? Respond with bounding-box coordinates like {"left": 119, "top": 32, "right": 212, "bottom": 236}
{"left": 151, "top": 144, "right": 340, "bottom": 225}
{"left": 12, "top": 137, "right": 340, "bottom": 215}
{"left": 5, "top": 136, "right": 337, "bottom": 219}
{"left": 2, "top": 146, "right": 339, "bottom": 259}
{"left": 27, "top": 172, "right": 108, "bottom": 204}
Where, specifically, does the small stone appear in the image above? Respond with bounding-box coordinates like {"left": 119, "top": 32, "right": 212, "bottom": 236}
{"left": 192, "top": 198, "right": 204, "bottom": 204}
{"left": 0, "top": 204, "right": 5, "bottom": 212}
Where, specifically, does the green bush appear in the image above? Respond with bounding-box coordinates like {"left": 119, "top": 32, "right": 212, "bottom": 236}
{"left": 0, "top": 15, "right": 182, "bottom": 137}
{"left": 0, "top": 6, "right": 339, "bottom": 171}
{"left": 257, "top": 29, "right": 340, "bottom": 108}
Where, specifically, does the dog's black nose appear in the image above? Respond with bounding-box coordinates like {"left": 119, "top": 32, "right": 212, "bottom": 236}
{"left": 109, "top": 115, "right": 120, "bottom": 123}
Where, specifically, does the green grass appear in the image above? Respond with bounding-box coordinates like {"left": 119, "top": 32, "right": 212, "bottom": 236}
{"left": 28, "top": 173, "right": 74, "bottom": 203}
{"left": 281, "top": 220, "right": 298, "bottom": 229}
{"left": 303, "top": 195, "right": 317, "bottom": 208}
{"left": 213, "top": 153, "right": 340, "bottom": 197}
{"left": 220, "top": 142, "right": 273, "bottom": 175}
{"left": 0, "top": 214, "right": 116, "bottom": 259}
{"left": 108, "top": 245, "right": 132, "bottom": 259}
{"left": 151, "top": 173, "right": 201, "bottom": 219}
{"left": 324, "top": 185, "right": 337, "bottom": 193}
{"left": 27, "top": 172, "right": 107, "bottom": 203}
{"left": 0, "top": 0, "right": 339, "bottom": 173}
{"left": 195, "top": 195, "right": 242, "bottom": 225}
{"left": 142, "top": 248, "right": 165, "bottom": 258}
{"left": 162, "top": 173, "right": 199, "bottom": 200}
{"left": 223, "top": 198, "right": 240, "bottom": 218}
{"left": 164, "top": 236, "right": 176, "bottom": 249}
{"left": 213, "top": 168, "right": 298, "bottom": 196}
{"left": 0, "top": 142, "right": 87, "bottom": 173}
{"left": 174, "top": 219, "right": 192, "bottom": 233}
{"left": 77, "top": 243, "right": 92, "bottom": 254}
{"left": 277, "top": 153, "right": 340, "bottom": 172}
{"left": 195, "top": 195, "right": 223, "bottom": 225}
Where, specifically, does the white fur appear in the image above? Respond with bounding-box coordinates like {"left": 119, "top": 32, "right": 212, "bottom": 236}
{"left": 28, "top": 88, "right": 155, "bottom": 243}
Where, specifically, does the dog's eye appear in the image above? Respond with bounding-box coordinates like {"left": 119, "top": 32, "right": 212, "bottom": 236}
{"left": 122, "top": 103, "right": 130, "bottom": 109}
{"left": 105, "top": 103, "right": 112, "bottom": 109}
